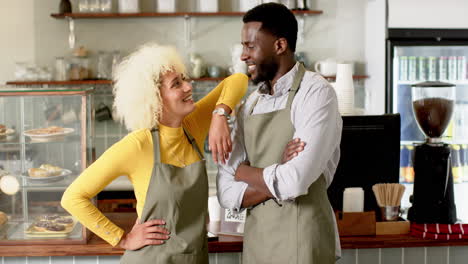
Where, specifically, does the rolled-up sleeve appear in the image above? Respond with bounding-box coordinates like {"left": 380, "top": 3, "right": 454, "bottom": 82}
{"left": 262, "top": 82, "right": 342, "bottom": 201}
{"left": 217, "top": 101, "right": 250, "bottom": 212}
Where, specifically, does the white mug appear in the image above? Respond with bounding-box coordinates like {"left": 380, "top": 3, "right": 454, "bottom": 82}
{"left": 314, "top": 58, "right": 338, "bottom": 76}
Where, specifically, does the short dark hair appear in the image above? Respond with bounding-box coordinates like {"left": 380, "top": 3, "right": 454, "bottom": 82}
{"left": 243, "top": 3, "right": 298, "bottom": 52}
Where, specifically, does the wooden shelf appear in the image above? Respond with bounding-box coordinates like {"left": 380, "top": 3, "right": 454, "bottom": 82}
{"left": 323, "top": 75, "right": 369, "bottom": 80}
{"left": 51, "top": 10, "right": 323, "bottom": 19}
{"left": 6, "top": 75, "right": 368, "bottom": 86}
{"left": 6, "top": 80, "right": 112, "bottom": 86}
{"left": 6, "top": 78, "right": 226, "bottom": 86}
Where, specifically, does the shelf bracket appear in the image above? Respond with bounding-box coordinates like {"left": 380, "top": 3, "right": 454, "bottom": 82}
{"left": 184, "top": 15, "right": 192, "bottom": 49}
{"left": 67, "top": 17, "right": 76, "bottom": 49}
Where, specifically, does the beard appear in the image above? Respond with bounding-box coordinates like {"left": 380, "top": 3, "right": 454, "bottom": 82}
{"left": 250, "top": 57, "right": 279, "bottom": 86}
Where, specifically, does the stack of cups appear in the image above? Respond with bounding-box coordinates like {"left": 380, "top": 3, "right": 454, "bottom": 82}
{"left": 333, "top": 63, "right": 355, "bottom": 115}
{"left": 343, "top": 187, "right": 364, "bottom": 212}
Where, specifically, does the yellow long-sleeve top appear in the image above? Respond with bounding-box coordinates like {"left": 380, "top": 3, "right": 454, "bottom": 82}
{"left": 61, "top": 73, "right": 248, "bottom": 246}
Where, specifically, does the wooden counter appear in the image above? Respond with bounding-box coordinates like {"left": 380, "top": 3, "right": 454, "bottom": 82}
{"left": 1, "top": 213, "right": 468, "bottom": 257}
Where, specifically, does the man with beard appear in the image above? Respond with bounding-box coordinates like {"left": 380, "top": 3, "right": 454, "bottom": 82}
{"left": 216, "top": 3, "right": 343, "bottom": 264}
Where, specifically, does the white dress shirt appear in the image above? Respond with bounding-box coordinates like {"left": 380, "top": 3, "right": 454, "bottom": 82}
{"left": 216, "top": 62, "right": 343, "bottom": 258}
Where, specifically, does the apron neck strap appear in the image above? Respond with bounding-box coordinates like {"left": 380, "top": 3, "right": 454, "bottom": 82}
{"left": 151, "top": 126, "right": 204, "bottom": 164}
{"left": 182, "top": 127, "right": 204, "bottom": 160}
{"left": 285, "top": 62, "right": 306, "bottom": 108}
{"left": 151, "top": 128, "right": 162, "bottom": 163}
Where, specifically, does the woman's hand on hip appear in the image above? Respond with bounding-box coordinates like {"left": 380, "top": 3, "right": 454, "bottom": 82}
{"left": 209, "top": 112, "right": 232, "bottom": 165}
{"left": 281, "top": 138, "right": 306, "bottom": 164}
{"left": 118, "top": 218, "right": 170, "bottom": 250}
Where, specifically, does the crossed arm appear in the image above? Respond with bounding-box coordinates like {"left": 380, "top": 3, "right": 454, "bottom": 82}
{"left": 234, "top": 139, "right": 306, "bottom": 208}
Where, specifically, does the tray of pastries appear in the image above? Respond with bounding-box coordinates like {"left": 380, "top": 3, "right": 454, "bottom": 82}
{"left": 25, "top": 214, "right": 76, "bottom": 237}
{"left": 22, "top": 164, "right": 71, "bottom": 183}
{"left": 24, "top": 126, "right": 74, "bottom": 142}
{"left": 0, "top": 124, "right": 15, "bottom": 141}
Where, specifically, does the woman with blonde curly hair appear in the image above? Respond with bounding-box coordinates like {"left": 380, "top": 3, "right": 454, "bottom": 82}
{"left": 61, "top": 43, "right": 248, "bottom": 263}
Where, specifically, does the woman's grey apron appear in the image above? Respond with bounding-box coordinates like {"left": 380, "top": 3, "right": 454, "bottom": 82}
{"left": 121, "top": 128, "right": 208, "bottom": 264}
{"left": 242, "top": 64, "right": 336, "bottom": 264}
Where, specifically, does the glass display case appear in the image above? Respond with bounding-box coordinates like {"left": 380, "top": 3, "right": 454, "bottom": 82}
{"left": 0, "top": 87, "right": 94, "bottom": 245}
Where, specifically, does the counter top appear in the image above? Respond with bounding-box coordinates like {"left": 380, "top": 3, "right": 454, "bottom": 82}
{"left": 1, "top": 213, "right": 468, "bottom": 257}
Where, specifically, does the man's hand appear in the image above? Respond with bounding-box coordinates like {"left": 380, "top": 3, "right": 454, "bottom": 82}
{"left": 234, "top": 161, "right": 250, "bottom": 181}
{"left": 118, "top": 219, "right": 170, "bottom": 250}
{"left": 209, "top": 106, "right": 232, "bottom": 165}
{"left": 281, "top": 138, "right": 306, "bottom": 164}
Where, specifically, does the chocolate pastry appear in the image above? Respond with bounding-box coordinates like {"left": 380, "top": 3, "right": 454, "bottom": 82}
{"left": 55, "top": 217, "right": 73, "bottom": 225}
{"left": 38, "top": 214, "right": 60, "bottom": 221}
{"left": 46, "top": 223, "right": 66, "bottom": 232}
{"left": 34, "top": 220, "right": 52, "bottom": 228}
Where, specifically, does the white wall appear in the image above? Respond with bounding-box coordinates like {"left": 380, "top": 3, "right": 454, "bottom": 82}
{"left": 0, "top": 0, "right": 370, "bottom": 109}
{"left": 364, "top": 0, "right": 387, "bottom": 114}
{"left": 388, "top": 0, "right": 468, "bottom": 28}
{"left": 0, "top": 0, "right": 35, "bottom": 84}
{"left": 29, "top": 0, "right": 367, "bottom": 78}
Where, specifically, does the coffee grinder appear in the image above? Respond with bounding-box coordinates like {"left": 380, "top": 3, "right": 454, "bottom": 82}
{"left": 408, "top": 81, "right": 457, "bottom": 224}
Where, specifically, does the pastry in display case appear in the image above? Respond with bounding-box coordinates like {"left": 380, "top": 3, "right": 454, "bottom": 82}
{"left": 0, "top": 86, "right": 94, "bottom": 245}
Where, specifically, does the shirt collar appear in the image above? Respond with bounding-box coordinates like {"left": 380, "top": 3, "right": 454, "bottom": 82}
{"left": 258, "top": 62, "right": 301, "bottom": 97}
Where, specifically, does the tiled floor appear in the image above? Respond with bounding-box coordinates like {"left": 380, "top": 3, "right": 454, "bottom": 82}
{"left": 3, "top": 247, "right": 468, "bottom": 264}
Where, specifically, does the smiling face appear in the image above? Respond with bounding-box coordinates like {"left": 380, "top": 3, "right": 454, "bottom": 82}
{"left": 160, "top": 71, "right": 195, "bottom": 123}
{"left": 241, "top": 22, "right": 279, "bottom": 85}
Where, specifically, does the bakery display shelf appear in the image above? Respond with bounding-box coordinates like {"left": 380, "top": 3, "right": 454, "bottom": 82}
{"left": 20, "top": 184, "right": 71, "bottom": 191}
{"left": 0, "top": 221, "right": 83, "bottom": 245}
{"left": 0, "top": 87, "right": 94, "bottom": 245}
{"left": 0, "top": 136, "right": 81, "bottom": 146}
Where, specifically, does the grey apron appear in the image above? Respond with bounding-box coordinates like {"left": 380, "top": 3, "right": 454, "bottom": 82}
{"left": 121, "top": 128, "right": 208, "bottom": 264}
{"left": 242, "top": 64, "right": 336, "bottom": 264}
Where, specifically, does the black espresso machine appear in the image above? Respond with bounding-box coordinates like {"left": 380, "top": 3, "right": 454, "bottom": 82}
{"left": 408, "top": 81, "right": 457, "bottom": 224}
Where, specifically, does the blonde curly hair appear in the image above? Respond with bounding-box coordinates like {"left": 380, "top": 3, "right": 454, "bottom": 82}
{"left": 112, "top": 43, "right": 186, "bottom": 131}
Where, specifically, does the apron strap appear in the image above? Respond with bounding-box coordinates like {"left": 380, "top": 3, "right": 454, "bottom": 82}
{"left": 248, "top": 96, "right": 261, "bottom": 115}
{"left": 183, "top": 127, "right": 205, "bottom": 160}
{"left": 151, "top": 127, "right": 205, "bottom": 164}
{"left": 285, "top": 62, "right": 306, "bottom": 109}
{"left": 151, "top": 128, "right": 162, "bottom": 164}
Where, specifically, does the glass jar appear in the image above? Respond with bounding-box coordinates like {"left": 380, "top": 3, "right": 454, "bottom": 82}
{"left": 24, "top": 67, "right": 39, "bottom": 81}
{"left": 198, "top": 0, "right": 217, "bottom": 12}
{"left": 100, "top": 0, "right": 112, "bottom": 12}
{"left": 96, "top": 51, "right": 110, "bottom": 79}
{"left": 156, "top": 0, "right": 176, "bottom": 12}
{"left": 239, "top": 0, "right": 260, "bottom": 12}
{"left": 111, "top": 50, "right": 122, "bottom": 77}
{"left": 280, "top": 0, "right": 296, "bottom": 9}
{"left": 14, "top": 62, "right": 28, "bottom": 81}
{"left": 55, "top": 57, "right": 68, "bottom": 81}
{"left": 78, "top": 0, "right": 90, "bottom": 12}
{"left": 99, "top": 0, "right": 112, "bottom": 13}
{"left": 69, "top": 57, "right": 90, "bottom": 80}
{"left": 38, "top": 66, "right": 53, "bottom": 81}
{"left": 118, "top": 0, "right": 140, "bottom": 13}
{"left": 88, "top": 0, "right": 100, "bottom": 12}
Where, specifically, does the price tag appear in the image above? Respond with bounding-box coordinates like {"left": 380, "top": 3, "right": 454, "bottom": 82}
{"left": 224, "top": 209, "right": 246, "bottom": 223}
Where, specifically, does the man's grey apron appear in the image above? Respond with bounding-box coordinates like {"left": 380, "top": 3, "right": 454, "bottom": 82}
{"left": 242, "top": 64, "right": 336, "bottom": 264}
{"left": 121, "top": 128, "right": 208, "bottom": 264}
